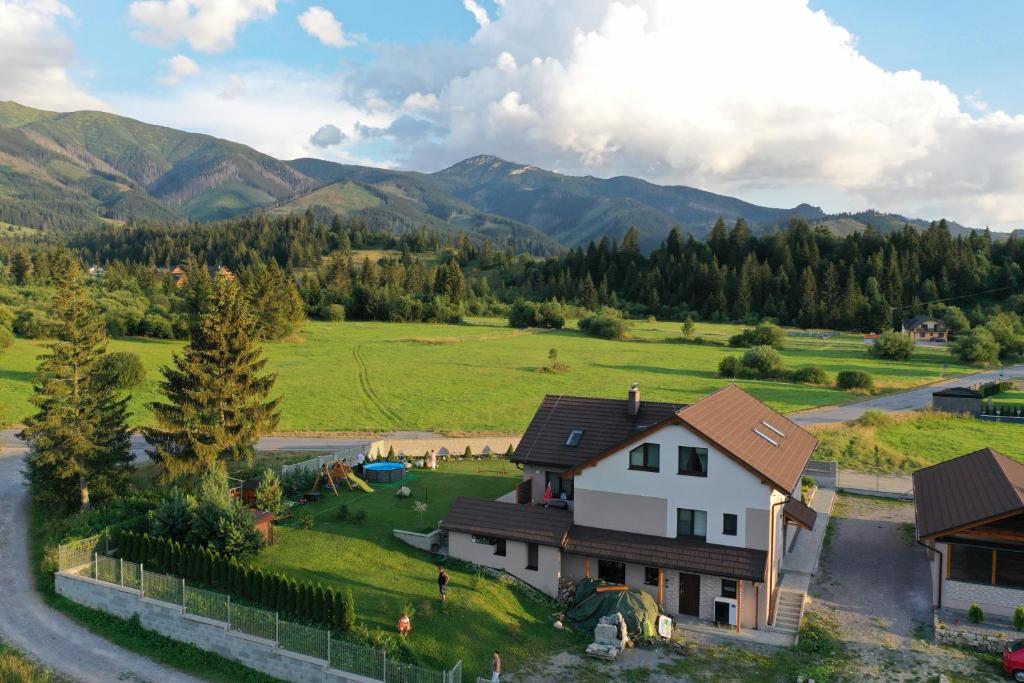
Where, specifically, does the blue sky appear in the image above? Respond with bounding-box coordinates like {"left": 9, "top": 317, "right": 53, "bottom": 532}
{"left": 3, "top": 0, "right": 1024, "bottom": 229}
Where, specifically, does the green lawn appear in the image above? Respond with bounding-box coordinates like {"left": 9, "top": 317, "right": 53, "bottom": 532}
{"left": 1, "top": 318, "right": 971, "bottom": 432}
{"left": 813, "top": 410, "right": 1024, "bottom": 472}
{"left": 251, "top": 460, "right": 576, "bottom": 675}
{"left": 987, "top": 389, "right": 1024, "bottom": 408}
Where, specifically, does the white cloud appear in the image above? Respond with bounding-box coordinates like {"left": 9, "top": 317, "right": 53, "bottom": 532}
{"left": 128, "top": 0, "right": 277, "bottom": 53}
{"left": 0, "top": 0, "right": 106, "bottom": 111}
{"left": 966, "top": 90, "right": 990, "bottom": 113}
{"left": 309, "top": 123, "right": 345, "bottom": 147}
{"left": 361, "top": 0, "right": 1024, "bottom": 230}
{"left": 402, "top": 92, "right": 441, "bottom": 111}
{"left": 157, "top": 54, "right": 200, "bottom": 85}
{"left": 298, "top": 6, "right": 359, "bottom": 48}
{"left": 462, "top": 0, "right": 490, "bottom": 27}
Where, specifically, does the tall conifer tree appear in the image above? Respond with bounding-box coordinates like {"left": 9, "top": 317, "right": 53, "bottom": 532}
{"left": 145, "top": 272, "right": 280, "bottom": 482}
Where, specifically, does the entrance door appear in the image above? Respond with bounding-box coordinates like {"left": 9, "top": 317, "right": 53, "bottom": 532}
{"left": 678, "top": 572, "right": 700, "bottom": 616}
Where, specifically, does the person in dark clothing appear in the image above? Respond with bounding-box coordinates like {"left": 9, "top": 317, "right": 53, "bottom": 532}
{"left": 438, "top": 565, "right": 449, "bottom": 607}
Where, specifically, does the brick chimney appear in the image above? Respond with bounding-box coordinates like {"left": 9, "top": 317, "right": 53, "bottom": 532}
{"left": 628, "top": 383, "right": 640, "bottom": 416}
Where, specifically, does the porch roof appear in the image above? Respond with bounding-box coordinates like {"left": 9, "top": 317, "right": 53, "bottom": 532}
{"left": 440, "top": 497, "right": 573, "bottom": 546}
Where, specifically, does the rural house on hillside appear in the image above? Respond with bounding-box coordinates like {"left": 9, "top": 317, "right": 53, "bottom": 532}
{"left": 901, "top": 315, "right": 949, "bottom": 342}
{"left": 441, "top": 384, "right": 819, "bottom": 633}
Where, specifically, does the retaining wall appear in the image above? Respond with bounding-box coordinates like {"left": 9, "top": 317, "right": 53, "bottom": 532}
{"left": 392, "top": 528, "right": 442, "bottom": 553}
{"left": 365, "top": 436, "right": 520, "bottom": 460}
{"left": 55, "top": 571, "right": 377, "bottom": 683}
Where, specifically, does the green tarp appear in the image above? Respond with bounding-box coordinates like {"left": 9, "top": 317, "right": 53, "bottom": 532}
{"left": 566, "top": 578, "right": 661, "bottom": 638}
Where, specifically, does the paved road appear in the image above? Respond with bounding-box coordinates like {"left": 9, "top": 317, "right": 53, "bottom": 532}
{"left": 789, "top": 363, "right": 1024, "bottom": 426}
{"left": 0, "top": 432, "right": 203, "bottom": 683}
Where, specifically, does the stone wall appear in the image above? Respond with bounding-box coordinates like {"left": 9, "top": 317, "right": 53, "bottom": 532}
{"left": 935, "top": 625, "right": 1009, "bottom": 654}
{"left": 56, "top": 572, "right": 388, "bottom": 683}
{"left": 392, "top": 528, "right": 442, "bottom": 553}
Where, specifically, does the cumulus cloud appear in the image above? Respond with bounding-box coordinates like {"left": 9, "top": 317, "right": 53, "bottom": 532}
{"left": 402, "top": 92, "right": 441, "bottom": 111}
{"left": 351, "top": 0, "right": 1024, "bottom": 229}
{"left": 128, "top": 0, "right": 277, "bottom": 53}
{"left": 157, "top": 54, "right": 200, "bottom": 85}
{"left": 463, "top": 0, "right": 490, "bottom": 27}
{"left": 310, "top": 123, "right": 345, "bottom": 147}
{"left": 298, "top": 6, "right": 360, "bottom": 48}
{"left": 0, "top": 0, "right": 106, "bottom": 111}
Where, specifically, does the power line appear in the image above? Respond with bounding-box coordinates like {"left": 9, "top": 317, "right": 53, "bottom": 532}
{"left": 888, "top": 284, "right": 1018, "bottom": 312}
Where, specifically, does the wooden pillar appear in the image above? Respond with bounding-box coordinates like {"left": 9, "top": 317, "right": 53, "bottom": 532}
{"left": 736, "top": 580, "right": 743, "bottom": 633}
{"left": 657, "top": 568, "right": 664, "bottom": 607}
{"left": 755, "top": 583, "right": 760, "bottom": 630}
{"left": 584, "top": 558, "right": 590, "bottom": 578}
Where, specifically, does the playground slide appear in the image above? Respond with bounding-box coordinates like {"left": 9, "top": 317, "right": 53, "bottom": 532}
{"left": 347, "top": 473, "right": 374, "bottom": 493}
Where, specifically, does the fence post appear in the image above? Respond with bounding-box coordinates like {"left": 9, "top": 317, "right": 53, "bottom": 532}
{"left": 93, "top": 552, "right": 98, "bottom": 580}
{"left": 227, "top": 595, "right": 231, "bottom": 630}
{"left": 140, "top": 564, "right": 145, "bottom": 597}
{"left": 275, "top": 612, "right": 279, "bottom": 645}
{"left": 383, "top": 650, "right": 387, "bottom": 682}
{"left": 120, "top": 558, "right": 124, "bottom": 587}
{"left": 182, "top": 578, "right": 186, "bottom": 614}
{"left": 326, "top": 632, "right": 331, "bottom": 666}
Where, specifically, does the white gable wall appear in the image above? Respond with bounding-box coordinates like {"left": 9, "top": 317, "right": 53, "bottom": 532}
{"left": 572, "top": 423, "right": 774, "bottom": 547}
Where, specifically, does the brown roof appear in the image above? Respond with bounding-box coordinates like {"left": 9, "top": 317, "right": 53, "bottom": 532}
{"left": 564, "top": 525, "right": 767, "bottom": 582}
{"left": 933, "top": 387, "right": 982, "bottom": 398}
{"left": 784, "top": 498, "right": 817, "bottom": 531}
{"left": 914, "top": 448, "right": 1024, "bottom": 539}
{"left": 512, "top": 395, "right": 686, "bottom": 469}
{"left": 676, "top": 385, "right": 818, "bottom": 493}
{"left": 441, "top": 497, "right": 573, "bottom": 546}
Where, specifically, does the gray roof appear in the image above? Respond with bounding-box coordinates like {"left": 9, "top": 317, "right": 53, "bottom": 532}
{"left": 441, "top": 497, "right": 573, "bottom": 546}
{"left": 902, "top": 315, "right": 946, "bottom": 331}
{"left": 933, "top": 387, "right": 981, "bottom": 398}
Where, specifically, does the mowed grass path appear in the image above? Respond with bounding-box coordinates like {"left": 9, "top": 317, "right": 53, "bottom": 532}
{"left": 0, "top": 318, "right": 969, "bottom": 432}
{"left": 253, "top": 461, "right": 575, "bottom": 674}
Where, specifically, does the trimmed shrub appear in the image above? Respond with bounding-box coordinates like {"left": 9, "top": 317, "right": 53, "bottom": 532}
{"left": 343, "top": 587, "right": 357, "bottom": 632}
{"left": 837, "top": 370, "right": 874, "bottom": 391}
{"left": 718, "top": 355, "right": 742, "bottom": 378}
{"left": 741, "top": 345, "right": 783, "bottom": 375}
{"left": 869, "top": 330, "right": 914, "bottom": 360}
{"left": 91, "top": 351, "right": 146, "bottom": 391}
{"left": 578, "top": 311, "right": 629, "bottom": 340}
{"left": 790, "top": 366, "right": 828, "bottom": 385}
{"left": 1015, "top": 605, "right": 1024, "bottom": 631}
{"left": 729, "top": 321, "right": 785, "bottom": 349}
{"left": 968, "top": 602, "right": 984, "bottom": 624}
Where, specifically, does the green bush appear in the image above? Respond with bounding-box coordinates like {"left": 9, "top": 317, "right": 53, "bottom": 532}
{"left": 255, "top": 468, "right": 283, "bottom": 515}
{"left": 837, "top": 370, "right": 874, "bottom": 391}
{"left": 952, "top": 327, "right": 1001, "bottom": 366}
{"left": 507, "top": 298, "right": 565, "bottom": 329}
{"left": 13, "top": 309, "right": 50, "bottom": 338}
{"left": 140, "top": 313, "right": 174, "bottom": 339}
{"left": 968, "top": 602, "right": 984, "bottom": 624}
{"left": 320, "top": 303, "right": 346, "bottom": 321}
{"left": 790, "top": 366, "right": 829, "bottom": 384}
{"left": 353, "top": 509, "right": 367, "bottom": 524}
{"left": 1015, "top": 605, "right": 1024, "bottom": 631}
{"left": 869, "top": 330, "right": 914, "bottom": 360}
{"left": 578, "top": 311, "right": 629, "bottom": 340}
{"left": 741, "top": 345, "right": 782, "bottom": 374}
{"left": 92, "top": 351, "right": 146, "bottom": 390}
{"left": 717, "top": 355, "right": 742, "bottom": 378}
{"left": 729, "top": 321, "right": 785, "bottom": 349}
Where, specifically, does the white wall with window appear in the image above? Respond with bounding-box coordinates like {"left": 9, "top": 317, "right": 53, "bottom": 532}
{"left": 573, "top": 423, "right": 772, "bottom": 547}
{"left": 447, "top": 532, "right": 563, "bottom": 597}
{"left": 929, "top": 539, "right": 1024, "bottom": 617}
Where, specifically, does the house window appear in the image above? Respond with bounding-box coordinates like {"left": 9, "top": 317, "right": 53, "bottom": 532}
{"left": 472, "top": 535, "right": 497, "bottom": 545}
{"left": 997, "top": 548, "right": 1024, "bottom": 589}
{"left": 526, "top": 543, "right": 539, "bottom": 571}
{"left": 644, "top": 566, "right": 660, "bottom": 586}
{"left": 565, "top": 429, "right": 584, "bottom": 447}
{"left": 721, "top": 579, "right": 737, "bottom": 599}
{"left": 598, "top": 560, "right": 626, "bottom": 584}
{"left": 495, "top": 539, "right": 506, "bottom": 557}
{"left": 948, "top": 543, "right": 992, "bottom": 584}
{"left": 545, "top": 471, "right": 574, "bottom": 500}
{"left": 677, "top": 508, "right": 707, "bottom": 539}
{"left": 723, "top": 513, "right": 738, "bottom": 536}
{"left": 678, "top": 446, "right": 708, "bottom": 476}
{"left": 629, "top": 443, "right": 660, "bottom": 472}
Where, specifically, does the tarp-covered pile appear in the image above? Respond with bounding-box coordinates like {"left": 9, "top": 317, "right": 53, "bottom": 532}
{"left": 566, "top": 578, "right": 660, "bottom": 639}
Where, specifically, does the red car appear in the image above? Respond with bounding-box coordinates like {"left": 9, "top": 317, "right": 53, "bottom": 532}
{"left": 1004, "top": 640, "right": 1024, "bottom": 681}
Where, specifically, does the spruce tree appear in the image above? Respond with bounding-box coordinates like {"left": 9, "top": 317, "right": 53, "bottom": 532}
{"left": 21, "top": 265, "right": 132, "bottom": 510}
{"left": 145, "top": 272, "right": 281, "bottom": 483}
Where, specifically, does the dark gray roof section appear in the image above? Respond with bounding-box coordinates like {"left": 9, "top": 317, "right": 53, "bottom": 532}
{"left": 440, "top": 497, "right": 573, "bottom": 546}
{"left": 902, "top": 315, "right": 946, "bottom": 331}
{"left": 913, "top": 448, "right": 1024, "bottom": 539}
{"left": 784, "top": 498, "right": 817, "bottom": 531}
{"left": 564, "top": 524, "right": 767, "bottom": 582}
{"left": 933, "top": 387, "right": 982, "bottom": 398}
{"left": 512, "top": 395, "right": 686, "bottom": 469}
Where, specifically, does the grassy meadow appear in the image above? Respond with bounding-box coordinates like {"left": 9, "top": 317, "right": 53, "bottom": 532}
{"left": 253, "top": 459, "right": 576, "bottom": 674}
{"left": 813, "top": 410, "right": 1024, "bottom": 472}
{"left": 0, "top": 318, "right": 970, "bottom": 433}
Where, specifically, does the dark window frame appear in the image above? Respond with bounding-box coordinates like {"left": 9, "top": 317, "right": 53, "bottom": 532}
{"left": 545, "top": 470, "right": 574, "bottom": 501}
{"left": 495, "top": 538, "right": 506, "bottom": 557}
{"left": 721, "top": 579, "right": 737, "bottom": 599}
{"left": 678, "top": 446, "right": 709, "bottom": 477}
{"left": 723, "top": 513, "right": 738, "bottom": 536}
{"left": 526, "top": 542, "right": 539, "bottom": 571}
{"left": 644, "top": 566, "right": 660, "bottom": 586}
{"left": 629, "top": 443, "right": 661, "bottom": 472}
{"left": 677, "top": 508, "right": 708, "bottom": 540}
{"left": 598, "top": 559, "right": 627, "bottom": 585}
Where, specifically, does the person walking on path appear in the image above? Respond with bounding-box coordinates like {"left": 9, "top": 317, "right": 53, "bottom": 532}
{"left": 438, "top": 565, "right": 449, "bottom": 608}
{"left": 491, "top": 650, "right": 501, "bottom": 682}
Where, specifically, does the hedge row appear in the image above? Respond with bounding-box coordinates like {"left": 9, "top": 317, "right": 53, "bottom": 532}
{"left": 118, "top": 530, "right": 355, "bottom": 631}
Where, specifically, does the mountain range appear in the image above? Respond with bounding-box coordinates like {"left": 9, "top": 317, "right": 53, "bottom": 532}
{"left": 0, "top": 101, "right": 985, "bottom": 251}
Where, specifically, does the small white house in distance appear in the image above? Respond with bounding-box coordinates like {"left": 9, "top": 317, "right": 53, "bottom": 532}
{"left": 441, "top": 384, "right": 818, "bottom": 634}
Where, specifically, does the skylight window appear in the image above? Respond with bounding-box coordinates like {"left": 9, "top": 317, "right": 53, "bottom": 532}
{"left": 753, "top": 428, "right": 779, "bottom": 447}
{"left": 761, "top": 420, "right": 785, "bottom": 438}
{"left": 565, "top": 429, "right": 584, "bottom": 447}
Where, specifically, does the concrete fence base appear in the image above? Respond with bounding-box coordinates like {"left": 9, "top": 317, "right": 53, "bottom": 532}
{"left": 56, "top": 571, "right": 379, "bottom": 683}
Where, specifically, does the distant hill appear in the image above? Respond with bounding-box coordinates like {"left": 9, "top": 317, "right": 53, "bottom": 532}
{"left": 0, "top": 101, "right": 997, "bottom": 250}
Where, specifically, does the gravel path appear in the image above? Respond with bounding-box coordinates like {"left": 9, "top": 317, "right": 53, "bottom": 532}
{"left": 0, "top": 433, "right": 203, "bottom": 683}
{"left": 789, "top": 363, "right": 1024, "bottom": 426}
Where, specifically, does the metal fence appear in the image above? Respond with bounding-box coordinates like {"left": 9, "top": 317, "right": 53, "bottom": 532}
{"left": 61, "top": 547, "right": 461, "bottom": 683}
{"left": 58, "top": 534, "right": 109, "bottom": 572}
{"left": 280, "top": 447, "right": 364, "bottom": 480}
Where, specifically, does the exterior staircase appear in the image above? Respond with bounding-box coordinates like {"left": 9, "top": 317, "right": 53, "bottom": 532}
{"left": 772, "top": 589, "right": 805, "bottom": 636}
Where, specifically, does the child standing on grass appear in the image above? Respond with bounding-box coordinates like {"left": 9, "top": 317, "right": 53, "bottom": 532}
{"left": 491, "top": 650, "right": 501, "bottom": 682}
{"left": 438, "top": 564, "right": 449, "bottom": 608}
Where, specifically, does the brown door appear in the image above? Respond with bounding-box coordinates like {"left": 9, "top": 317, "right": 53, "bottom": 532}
{"left": 678, "top": 572, "right": 700, "bottom": 616}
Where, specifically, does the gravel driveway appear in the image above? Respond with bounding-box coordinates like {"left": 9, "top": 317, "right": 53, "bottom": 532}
{"left": 0, "top": 434, "right": 202, "bottom": 683}
{"left": 811, "top": 495, "right": 1001, "bottom": 681}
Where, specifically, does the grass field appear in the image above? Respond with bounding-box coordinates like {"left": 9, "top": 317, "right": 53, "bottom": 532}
{"left": 0, "top": 639, "right": 63, "bottom": 682}
{"left": 0, "top": 318, "right": 970, "bottom": 433}
{"left": 813, "top": 410, "right": 1024, "bottom": 472}
{"left": 251, "top": 460, "right": 576, "bottom": 675}
{"left": 988, "top": 388, "right": 1024, "bottom": 408}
